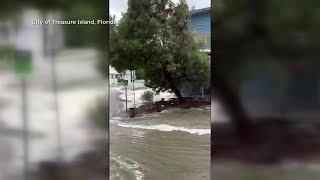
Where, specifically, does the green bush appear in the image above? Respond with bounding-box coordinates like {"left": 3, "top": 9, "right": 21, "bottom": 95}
{"left": 135, "top": 68, "right": 145, "bottom": 79}
{"left": 141, "top": 90, "right": 154, "bottom": 102}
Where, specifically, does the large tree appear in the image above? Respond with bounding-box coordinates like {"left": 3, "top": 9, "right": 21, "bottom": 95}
{"left": 110, "top": 0, "right": 210, "bottom": 103}
{"left": 213, "top": 0, "right": 320, "bottom": 163}
{"left": 213, "top": 0, "right": 320, "bottom": 133}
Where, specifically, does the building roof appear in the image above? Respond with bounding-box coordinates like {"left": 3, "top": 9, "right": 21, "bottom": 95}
{"left": 190, "top": 7, "right": 211, "bottom": 16}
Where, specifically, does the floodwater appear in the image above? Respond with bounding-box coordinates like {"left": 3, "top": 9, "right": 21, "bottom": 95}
{"left": 0, "top": 49, "right": 107, "bottom": 179}
{"left": 110, "top": 83, "right": 211, "bottom": 180}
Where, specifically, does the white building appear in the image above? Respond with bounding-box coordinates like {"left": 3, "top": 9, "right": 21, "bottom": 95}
{"left": 109, "top": 66, "right": 121, "bottom": 85}
{"left": 109, "top": 66, "right": 136, "bottom": 86}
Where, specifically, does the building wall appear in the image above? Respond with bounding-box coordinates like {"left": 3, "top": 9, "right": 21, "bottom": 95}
{"left": 190, "top": 10, "right": 211, "bottom": 36}
{"left": 180, "top": 83, "right": 211, "bottom": 98}
{"left": 190, "top": 8, "right": 211, "bottom": 51}
{"left": 109, "top": 66, "right": 137, "bottom": 86}
{"left": 110, "top": 73, "right": 118, "bottom": 84}
{"left": 239, "top": 60, "right": 320, "bottom": 118}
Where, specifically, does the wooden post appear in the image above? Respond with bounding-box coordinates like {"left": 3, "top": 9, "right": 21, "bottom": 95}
{"left": 156, "top": 102, "right": 162, "bottom": 112}
{"left": 201, "top": 85, "right": 204, "bottom": 101}
{"left": 129, "top": 108, "right": 136, "bottom": 118}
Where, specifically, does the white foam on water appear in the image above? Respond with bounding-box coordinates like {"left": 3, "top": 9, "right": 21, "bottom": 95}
{"left": 110, "top": 82, "right": 210, "bottom": 136}
{"left": 117, "top": 123, "right": 210, "bottom": 135}
{"left": 114, "top": 82, "right": 176, "bottom": 111}
{"left": 111, "top": 155, "right": 146, "bottom": 180}
{"left": 110, "top": 109, "right": 163, "bottom": 122}
{"left": 191, "top": 106, "right": 211, "bottom": 111}
{"left": 110, "top": 119, "right": 119, "bottom": 124}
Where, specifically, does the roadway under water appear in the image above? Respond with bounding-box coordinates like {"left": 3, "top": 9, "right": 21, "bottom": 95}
{"left": 110, "top": 85, "right": 211, "bottom": 180}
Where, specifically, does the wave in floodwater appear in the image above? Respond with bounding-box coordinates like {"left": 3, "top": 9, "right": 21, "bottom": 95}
{"left": 110, "top": 85, "right": 211, "bottom": 180}
{"left": 112, "top": 121, "right": 210, "bottom": 135}
{"left": 191, "top": 106, "right": 211, "bottom": 111}
{"left": 110, "top": 106, "right": 211, "bottom": 136}
{"left": 110, "top": 112, "right": 162, "bottom": 122}
{"left": 110, "top": 154, "right": 147, "bottom": 180}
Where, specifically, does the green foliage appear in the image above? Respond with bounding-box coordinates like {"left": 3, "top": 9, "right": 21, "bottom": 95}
{"left": 265, "top": 0, "right": 320, "bottom": 42}
{"left": 62, "top": 4, "right": 98, "bottom": 47}
{"left": 110, "top": 0, "right": 210, "bottom": 101}
{"left": 0, "top": 0, "right": 22, "bottom": 18}
{"left": 135, "top": 68, "right": 146, "bottom": 79}
{"left": 141, "top": 90, "right": 154, "bottom": 102}
{"left": 213, "top": 0, "right": 320, "bottom": 91}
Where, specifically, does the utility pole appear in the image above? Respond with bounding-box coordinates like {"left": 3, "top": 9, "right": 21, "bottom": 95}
{"left": 123, "top": 78, "right": 129, "bottom": 112}
{"left": 132, "top": 70, "right": 136, "bottom": 107}
{"left": 125, "top": 86, "right": 128, "bottom": 112}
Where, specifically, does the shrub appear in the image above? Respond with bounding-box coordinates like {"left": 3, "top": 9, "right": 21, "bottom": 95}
{"left": 141, "top": 90, "right": 154, "bottom": 102}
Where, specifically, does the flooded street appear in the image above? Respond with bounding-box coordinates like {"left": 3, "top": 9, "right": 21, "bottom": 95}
{"left": 110, "top": 84, "right": 211, "bottom": 180}
{"left": 0, "top": 49, "right": 107, "bottom": 179}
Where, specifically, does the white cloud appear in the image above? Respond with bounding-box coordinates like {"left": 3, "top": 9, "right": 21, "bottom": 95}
{"left": 172, "top": 0, "right": 210, "bottom": 9}
{"left": 110, "top": 0, "right": 128, "bottom": 21}
{"left": 110, "top": 0, "right": 210, "bottom": 21}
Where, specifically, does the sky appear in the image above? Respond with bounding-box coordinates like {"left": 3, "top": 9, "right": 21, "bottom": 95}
{"left": 110, "top": 0, "right": 211, "bottom": 21}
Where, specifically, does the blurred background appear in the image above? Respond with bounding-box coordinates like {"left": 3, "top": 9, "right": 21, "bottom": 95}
{"left": 2, "top": 0, "right": 320, "bottom": 179}
{"left": 212, "top": 0, "right": 320, "bottom": 179}
{"left": 0, "top": 0, "right": 108, "bottom": 180}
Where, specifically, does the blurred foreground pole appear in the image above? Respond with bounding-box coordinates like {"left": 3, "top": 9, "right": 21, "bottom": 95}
{"left": 21, "top": 78, "right": 29, "bottom": 180}
{"left": 43, "top": 11, "right": 63, "bottom": 162}
{"left": 14, "top": 50, "right": 33, "bottom": 180}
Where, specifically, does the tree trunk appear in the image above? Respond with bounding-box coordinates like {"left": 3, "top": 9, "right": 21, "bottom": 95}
{"left": 212, "top": 71, "right": 251, "bottom": 138}
{"left": 160, "top": 66, "right": 185, "bottom": 103}
{"left": 170, "top": 84, "right": 185, "bottom": 103}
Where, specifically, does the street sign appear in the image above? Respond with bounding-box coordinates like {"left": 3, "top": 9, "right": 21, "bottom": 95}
{"left": 123, "top": 80, "right": 128, "bottom": 87}
{"left": 14, "top": 50, "right": 33, "bottom": 77}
